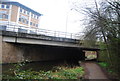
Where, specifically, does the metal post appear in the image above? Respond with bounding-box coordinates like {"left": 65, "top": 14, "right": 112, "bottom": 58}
{"left": 71, "top": 33, "right": 72, "bottom": 39}
{"left": 54, "top": 31, "right": 56, "bottom": 37}
{"left": 58, "top": 32, "right": 60, "bottom": 37}
{"left": 36, "top": 28, "right": 37, "bottom": 34}
{"left": 13, "top": 24, "right": 15, "bottom": 32}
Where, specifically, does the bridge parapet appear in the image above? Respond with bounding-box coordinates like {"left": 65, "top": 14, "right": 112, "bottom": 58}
{"left": 1, "top": 31, "right": 80, "bottom": 44}
{"left": 0, "top": 22, "right": 82, "bottom": 40}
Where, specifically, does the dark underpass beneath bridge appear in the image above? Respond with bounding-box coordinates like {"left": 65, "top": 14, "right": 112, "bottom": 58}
{"left": 2, "top": 43, "right": 85, "bottom": 64}
{"left": 23, "top": 44, "right": 85, "bottom": 63}
{"left": 2, "top": 43, "right": 86, "bottom": 73}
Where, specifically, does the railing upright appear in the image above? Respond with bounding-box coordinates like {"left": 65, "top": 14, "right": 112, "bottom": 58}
{"left": 13, "top": 24, "right": 15, "bottom": 32}
{"left": 71, "top": 33, "right": 72, "bottom": 39}
{"left": 54, "top": 31, "right": 56, "bottom": 37}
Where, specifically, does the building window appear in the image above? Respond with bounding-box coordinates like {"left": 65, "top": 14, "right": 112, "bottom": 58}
{"left": 0, "top": 14, "right": 8, "bottom": 19}
{"left": 33, "top": 23, "right": 35, "bottom": 26}
{"left": 23, "top": 19, "right": 25, "bottom": 23}
{"left": 30, "top": 22, "right": 32, "bottom": 25}
{"left": 20, "top": 8, "right": 22, "bottom": 12}
{"left": 19, "top": 17, "right": 29, "bottom": 25}
{"left": 4, "top": 14, "right": 8, "bottom": 19}
{"left": 27, "top": 11, "right": 29, "bottom": 15}
{"left": 36, "top": 24, "right": 38, "bottom": 27}
{"left": 24, "top": 10, "right": 26, "bottom": 14}
{"left": 34, "top": 15, "right": 36, "bottom": 18}
{"left": 37, "top": 16, "right": 39, "bottom": 19}
{"left": 24, "top": 19, "right": 27, "bottom": 24}
{"left": 6, "top": 5, "right": 10, "bottom": 9}
{"left": 0, "top": 15, "right": 2, "bottom": 19}
{"left": 26, "top": 21, "right": 28, "bottom": 24}
{"left": 0, "top": 11, "right": 8, "bottom": 19}
{"left": 1, "top": 5, "right": 4, "bottom": 8}
{"left": 32, "top": 14, "right": 35, "bottom": 18}
{"left": 19, "top": 18, "right": 22, "bottom": 22}
{"left": 19, "top": 18, "right": 21, "bottom": 21}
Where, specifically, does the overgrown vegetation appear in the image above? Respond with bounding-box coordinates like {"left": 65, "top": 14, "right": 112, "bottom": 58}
{"left": 98, "top": 62, "right": 118, "bottom": 78}
{"left": 2, "top": 61, "right": 85, "bottom": 79}
{"left": 74, "top": 0, "right": 120, "bottom": 79}
{"left": 98, "top": 62, "right": 109, "bottom": 68}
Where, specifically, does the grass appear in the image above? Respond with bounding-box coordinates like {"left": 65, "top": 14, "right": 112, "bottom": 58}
{"left": 50, "top": 66, "right": 84, "bottom": 79}
{"left": 98, "top": 62, "right": 118, "bottom": 78}
{"left": 98, "top": 62, "right": 109, "bottom": 68}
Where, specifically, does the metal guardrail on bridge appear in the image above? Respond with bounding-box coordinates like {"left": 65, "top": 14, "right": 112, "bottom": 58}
{"left": 0, "top": 22, "right": 84, "bottom": 40}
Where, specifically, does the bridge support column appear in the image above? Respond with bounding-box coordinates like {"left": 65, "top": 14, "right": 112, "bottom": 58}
{"left": 96, "top": 51, "right": 99, "bottom": 61}
{"left": 81, "top": 51, "right": 85, "bottom": 61}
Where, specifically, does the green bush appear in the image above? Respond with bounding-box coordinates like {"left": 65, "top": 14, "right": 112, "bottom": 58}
{"left": 98, "top": 62, "right": 109, "bottom": 68}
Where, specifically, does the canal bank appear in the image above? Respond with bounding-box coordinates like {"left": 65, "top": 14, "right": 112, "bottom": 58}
{"left": 2, "top": 59, "right": 85, "bottom": 79}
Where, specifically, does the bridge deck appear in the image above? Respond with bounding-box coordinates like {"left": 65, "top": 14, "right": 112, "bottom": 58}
{"left": 0, "top": 31, "right": 100, "bottom": 51}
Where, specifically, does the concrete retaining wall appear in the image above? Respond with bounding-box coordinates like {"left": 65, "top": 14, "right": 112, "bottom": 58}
{"left": 2, "top": 42, "right": 24, "bottom": 63}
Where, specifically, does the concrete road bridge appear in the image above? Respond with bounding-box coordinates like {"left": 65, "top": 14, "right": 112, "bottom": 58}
{"left": 0, "top": 25, "right": 99, "bottom": 63}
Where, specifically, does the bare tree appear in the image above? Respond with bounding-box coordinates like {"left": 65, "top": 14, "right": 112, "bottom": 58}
{"left": 73, "top": 0, "right": 120, "bottom": 77}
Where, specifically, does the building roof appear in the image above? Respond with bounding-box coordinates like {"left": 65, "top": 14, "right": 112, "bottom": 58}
{"left": 1, "top": 1, "right": 42, "bottom": 16}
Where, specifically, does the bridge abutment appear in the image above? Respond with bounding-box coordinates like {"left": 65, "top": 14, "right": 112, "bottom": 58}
{"left": 2, "top": 42, "right": 24, "bottom": 63}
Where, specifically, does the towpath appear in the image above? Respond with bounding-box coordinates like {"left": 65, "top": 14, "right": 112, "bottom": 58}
{"left": 81, "top": 61, "right": 110, "bottom": 80}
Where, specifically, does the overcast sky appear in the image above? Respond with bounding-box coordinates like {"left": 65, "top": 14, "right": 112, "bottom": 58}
{"left": 2, "top": 0, "right": 100, "bottom": 33}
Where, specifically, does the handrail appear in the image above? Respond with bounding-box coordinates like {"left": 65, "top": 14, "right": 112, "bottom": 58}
{"left": 0, "top": 22, "right": 83, "bottom": 40}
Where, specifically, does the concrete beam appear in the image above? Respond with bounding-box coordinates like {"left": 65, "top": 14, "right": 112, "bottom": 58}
{"left": 3, "top": 36, "right": 79, "bottom": 48}
{"left": 2, "top": 36, "right": 100, "bottom": 51}
{"left": 3, "top": 36, "right": 16, "bottom": 42}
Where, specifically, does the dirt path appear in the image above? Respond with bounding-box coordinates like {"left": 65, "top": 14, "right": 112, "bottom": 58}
{"left": 81, "top": 61, "right": 110, "bottom": 79}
